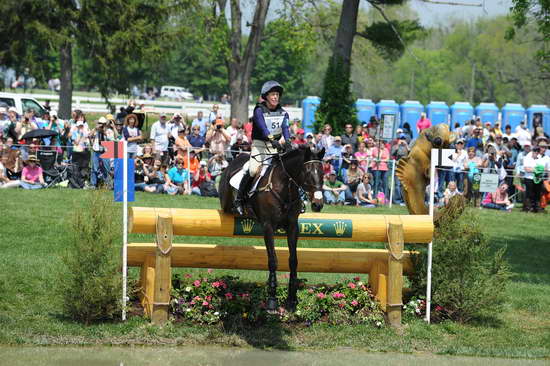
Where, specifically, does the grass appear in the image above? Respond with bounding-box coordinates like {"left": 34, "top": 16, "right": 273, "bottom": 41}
{"left": 0, "top": 189, "right": 549, "bottom": 358}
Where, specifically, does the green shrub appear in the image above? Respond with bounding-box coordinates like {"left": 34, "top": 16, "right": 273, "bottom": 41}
{"left": 315, "top": 55, "right": 358, "bottom": 135}
{"left": 59, "top": 190, "right": 122, "bottom": 324}
{"left": 409, "top": 207, "right": 511, "bottom": 323}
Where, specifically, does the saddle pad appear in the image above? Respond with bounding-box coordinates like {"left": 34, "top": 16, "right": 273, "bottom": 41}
{"left": 229, "top": 158, "right": 272, "bottom": 195}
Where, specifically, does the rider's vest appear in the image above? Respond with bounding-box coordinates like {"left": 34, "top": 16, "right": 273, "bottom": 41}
{"left": 252, "top": 103, "right": 286, "bottom": 141}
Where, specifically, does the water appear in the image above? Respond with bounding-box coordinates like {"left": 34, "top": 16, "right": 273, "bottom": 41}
{"left": 0, "top": 346, "right": 546, "bottom": 366}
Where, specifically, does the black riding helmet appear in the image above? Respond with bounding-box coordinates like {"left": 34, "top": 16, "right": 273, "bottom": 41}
{"left": 261, "top": 80, "right": 284, "bottom": 99}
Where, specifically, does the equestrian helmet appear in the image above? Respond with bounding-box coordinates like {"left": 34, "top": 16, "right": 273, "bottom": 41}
{"left": 261, "top": 80, "right": 284, "bottom": 99}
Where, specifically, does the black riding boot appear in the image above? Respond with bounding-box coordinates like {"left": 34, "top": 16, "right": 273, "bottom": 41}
{"left": 234, "top": 171, "right": 252, "bottom": 216}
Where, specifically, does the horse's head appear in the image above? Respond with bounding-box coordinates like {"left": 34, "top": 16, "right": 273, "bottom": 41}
{"left": 301, "top": 146, "right": 325, "bottom": 212}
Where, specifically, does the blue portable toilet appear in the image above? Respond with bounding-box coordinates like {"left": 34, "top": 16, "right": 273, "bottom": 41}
{"left": 426, "top": 101, "right": 450, "bottom": 127}
{"left": 475, "top": 103, "right": 499, "bottom": 124}
{"left": 302, "top": 96, "right": 320, "bottom": 134}
{"left": 400, "top": 100, "right": 424, "bottom": 138}
{"left": 527, "top": 104, "right": 550, "bottom": 135}
{"left": 450, "top": 102, "right": 474, "bottom": 127}
{"left": 501, "top": 103, "right": 526, "bottom": 131}
{"left": 355, "top": 99, "right": 375, "bottom": 125}
{"left": 376, "top": 100, "right": 400, "bottom": 139}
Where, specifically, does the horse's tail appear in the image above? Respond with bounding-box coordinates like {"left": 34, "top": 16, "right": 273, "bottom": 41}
{"left": 219, "top": 153, "right": 250, "bottom": 214}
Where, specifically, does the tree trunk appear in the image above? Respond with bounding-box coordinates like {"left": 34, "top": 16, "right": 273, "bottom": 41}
{"left": 333, "top": 0, "right": 359, "bottom": 71}
{"left": 59, "top": 41, "right": 73, "bottom": 120}
{"left": 227, "top": 0, "right": 270, "bottom": 123}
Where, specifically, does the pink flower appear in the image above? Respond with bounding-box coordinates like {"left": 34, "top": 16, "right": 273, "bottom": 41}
{"left": 184, "top": 274, "right": 192, "bottom": 278}
{"left": 308, "top": 288, "right": 314, "bottom": 294}
{"left": 207, "top": 268, "right": 213, "bottom": 273}
{"left": 348, "top": 282, "right": 356, "bottom": 289}
{"left": 193, "top": 280, "right": 201, "bottom": 287}
{"left": 316, "top": 292, "right": 326, "bottom": 299}
{"left": 224, "top": 292, "right": 233, "bottom": 300}
{"left": 435, "top": 305, "right": 443, "bottom": 312}
{"left": 361, "top": 285, "right": 367, "bottom": 291}
{"left": 219, "top": 280, "right": 227, "bottom": 289}
{"left": 239, "top": 293, "right": 250, "bottom": 299}
{"left": 332, "top": 292, "right": 345, "bottom": 299}
{"left": 206, "top": 296, "right": 212, "bottom": 301}
{"left": 193, "top": 296, "right": 201, "bottom": 301}
{"left": 190, "top": 300, "right": 196, "bottom": 305}
{"left": 354, "top": 276, "right": 361, "bottom": 281}
{"left": 212, "top": 281, "right": 221, "bottom": 288}
{"left": 202, "top": 301, "right": 209, "bottom": 306}
{"left": 351, "top": 300, "right": 359, "bottom": 307}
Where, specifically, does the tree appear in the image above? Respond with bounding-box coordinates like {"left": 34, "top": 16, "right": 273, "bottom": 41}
{"left": 0, "top": 0, "right": 173, "bottom": 118}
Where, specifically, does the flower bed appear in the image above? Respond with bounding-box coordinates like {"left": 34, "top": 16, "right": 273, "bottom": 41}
{"left": 170, "top": 271, "right": 385, "bottom": 327}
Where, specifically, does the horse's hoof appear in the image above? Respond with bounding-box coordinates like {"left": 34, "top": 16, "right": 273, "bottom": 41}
{"left": 266, "top": 297, "right": 278, "bottom": 312}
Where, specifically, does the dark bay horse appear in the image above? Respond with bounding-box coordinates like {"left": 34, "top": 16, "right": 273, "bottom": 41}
{"left": 219, "top": 145, "right": 325, "bottom": 311}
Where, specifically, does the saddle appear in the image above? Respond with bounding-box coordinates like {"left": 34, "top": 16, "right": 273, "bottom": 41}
{"left": 229, "top": 157, "right": 273, "bottom": 197}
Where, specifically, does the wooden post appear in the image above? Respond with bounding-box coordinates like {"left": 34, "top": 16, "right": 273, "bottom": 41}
{"left": 152, "top": 215, "right": 173, "bottom": 325}
{"left": 387, "top": 222, "right": 404, "bottom": 328}
{"left": 139, "top": 255, "right": 155, "bottom": 317}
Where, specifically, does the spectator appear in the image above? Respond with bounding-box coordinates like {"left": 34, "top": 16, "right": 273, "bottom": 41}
{"left": 191, "top": 111, "right": 208, "bottom": 137}
{"left": 356, "top": 174, "right": 377, "bottom": 207}
{"left": 370, "top": 140, "right": 390, "bottom": 197}
{"left": 402, "top": 123, "right": 413, "bottom": 141}
{"left": 205, "top": 118, "right": 230, "bottom": 157}
{"left": 451, "top": 138, "right": 467, "bottom": 192}
{"left": 305, "top": 132, "right": 315, "bottom": 150}
{"left": 481, "top": 143, "right": 504, "bottom": 175}
{"left": 481, "top": 182, "right": 512, "bottom": 212}
{"left": 226, "top": 117, "right": 241, "bottom": 141}
{"left": 20, "top": 155, "right": 45, "bottom": 189}
{"left": 230, "top": 133, "right": 251, "bottom": 159}
{"left": 165, "top": 158, "right": 190, "bottom": 195}
{"left": 293, "top": 129, "right": 306, "bottom": 145}
{"left": 466, "top": 126, "right": 483, "bottom": 152}
{"left": 123, "top": 114, "right": 142, "bottom": 159}
{"left": 15, "top": 114, "right": 38, "bottom": 142}
{"left": 341, "top": 123, "right": 358, "bottom": 152}
{"left": 463, "top": 146, "right": 482, "bottom": 203}
{"left": 443, "top": 181, "right": 462, "bottom": 206}
{"left": 191, "top": 160, "right": 213, "bottom": 195}
{"left": 503, "top": 124, "right": 513, "bottom": 140}
{"left": 46, "top": 111, "right": 65, "bottom": 147}
{"left": 0, "top": 154, "right": 20, "bottom": 188}
{"left": 188, "top": 125, "right": 206, "bottom": 153}
{"left": 208, "top": 153, "right": 228, "bottom": 184}
{"left": 354, "top": 141, "right": 371, "bottom": 172}
{"left": 149, "top": 113, "right": 171, "bottom": 162}
{"left": 340, "top": 144, "right": 354, "bottom": 182}
{"left": 134, "top": 154, "right": 153, "bottom": 191}
{"left": 289, "top": 118, "right": 301, "bottom": 136}
{"left": 168, "top": 113, "right": 185, "bottom": 140}
{"left": 365, "top": 117, "right": 379, "bottom": 139}
{"left": 89, "top": 117, "right": 111, "bottom": 188}
{"left": 1, "top": 136, "right": 21, "bottom": 179}
{"left": 323, "top": 172, "right": 347, "bottom": 205}
{"left": 325, "top": 136, "right": 343, "bottom": 174}
{"left": 243, "top": 117, "right": 253, "bottom": 143}
{"left": 391, "top": 134, "right": 410, "bottom": 204}
{"left": 416, "top": 112, "right": 431, "bottom": 134}
{"left": 516, "top": 122, "right": 531, "bottom": 147}
{"left": 522, "top": 142, "right": 550, "bottom": 213}
{"left": 344, "top": 159, "right": 363, "bottom": 194}
{"left": 208, "top": 104, "right": 220, "bottom": 124}
{"left": 143, "top": 159, "right": 165, "bottom": 193}
{"left": 318, "top": 124, "right": 334, "bottom": 150}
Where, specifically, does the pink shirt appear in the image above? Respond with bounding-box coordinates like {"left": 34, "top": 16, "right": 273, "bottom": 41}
{"left": 22, "top": 165, "right": 43, "bottom": 183}
{"left": 370, "top": 147, "right": 390, "bottom": 171}
{"left": 416, "top": 117, "right": 432, "bottom": 131}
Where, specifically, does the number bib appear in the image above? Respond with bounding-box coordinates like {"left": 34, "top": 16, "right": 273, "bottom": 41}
{"left": 264, "top": 115, "right": 284, "bottom": 136}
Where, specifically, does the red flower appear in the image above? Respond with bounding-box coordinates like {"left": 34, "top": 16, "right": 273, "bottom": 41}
{"left": 224, "top": 292, "right": 233, "bottom": 300}
{"left": 354, "top": 276, "right": 361, "bottom": 281}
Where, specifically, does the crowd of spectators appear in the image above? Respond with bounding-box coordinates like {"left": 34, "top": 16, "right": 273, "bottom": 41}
{"left": 1, "top": 105, "right": 549, "bottom": 213}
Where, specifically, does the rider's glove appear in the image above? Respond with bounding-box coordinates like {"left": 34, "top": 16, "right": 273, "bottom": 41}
{"left": 271, "top": 140, "right": 283, "bottom": 151}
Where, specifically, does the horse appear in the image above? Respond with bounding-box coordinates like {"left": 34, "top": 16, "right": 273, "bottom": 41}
{"left": 219, "top": 145, "right": 325, "bottom": 311}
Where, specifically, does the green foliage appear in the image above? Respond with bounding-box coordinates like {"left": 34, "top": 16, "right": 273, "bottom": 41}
{"left": 410, "top": 208, "right": 511, "bottom": 323}
{"left": 171, "top": 274, "right": 384, "bottom": 326}
{"left": 359, "top": 19, "right": 426, "bottom": 61}
{"left": 59, "top": 190, "right": 121, "bottom": 324}
{"left": 315, "top": 55, "right": 358, "bottom": 134}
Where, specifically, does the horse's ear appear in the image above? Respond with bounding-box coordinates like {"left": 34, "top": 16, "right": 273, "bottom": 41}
{"left": 317, "top": 147, "right": 325, "bottom": 160}
{"left": 303, "top": 145, "right": 311, "bottom": 160}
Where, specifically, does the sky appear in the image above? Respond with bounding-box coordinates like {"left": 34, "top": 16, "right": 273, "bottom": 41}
{"left": 409, "top": 0, "right": 513, "bottom": 26}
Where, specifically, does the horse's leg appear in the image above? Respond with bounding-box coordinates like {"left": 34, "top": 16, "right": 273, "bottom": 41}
{"left": 286, "top": 218, "right": 299, "bottom": 311}
{"left": 263, "top": 224, "right": 278, "bottom": 312}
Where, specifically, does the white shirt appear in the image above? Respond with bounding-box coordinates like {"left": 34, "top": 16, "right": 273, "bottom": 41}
{"left": 523, "top": 152, "right": 550, "bottom": 180}
{"left": 452, "top": 149, "right": 467, "bottom": 171}
{"left": 150, "top": 121, "right": 170, "bottom": 151}
{"left": 516, "top": 127, "right": 532, "bottom": 147}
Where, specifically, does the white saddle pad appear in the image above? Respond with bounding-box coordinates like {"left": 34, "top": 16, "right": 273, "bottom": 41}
{"left": 229, "top": 158, "right": 272, "bottom": 195}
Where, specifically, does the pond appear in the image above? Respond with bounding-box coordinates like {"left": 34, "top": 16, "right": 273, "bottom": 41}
{"left": 0, "top": 346, "right": 546, "bottom": 366}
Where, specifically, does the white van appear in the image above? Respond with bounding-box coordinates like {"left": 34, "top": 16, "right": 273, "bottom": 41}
{"left": 0, "top": 92, "right": 46, "bottom": 117}
{"left": 160, "top": 86, "right": 193, "bottom": 100}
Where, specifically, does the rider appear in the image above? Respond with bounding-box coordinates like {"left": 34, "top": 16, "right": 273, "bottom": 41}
{"left": 234, "top": 80, "right": 291, "bottom": 215}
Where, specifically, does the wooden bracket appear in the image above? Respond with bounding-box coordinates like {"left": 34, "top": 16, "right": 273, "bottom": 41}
{"left": 152, "top": 214, "right": 173, "bottom": 325}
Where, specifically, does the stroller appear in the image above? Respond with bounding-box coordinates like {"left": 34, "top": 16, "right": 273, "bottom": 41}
{"left": 37, "top": 148, "right": 69, "bottom": 188}
{"left": 68, "top": 150, "right": 91, "bottom": 189}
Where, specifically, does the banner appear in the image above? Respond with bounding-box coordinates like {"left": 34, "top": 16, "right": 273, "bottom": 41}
{"left": 114, "top": 158, "right": 135, "bottom": 202}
